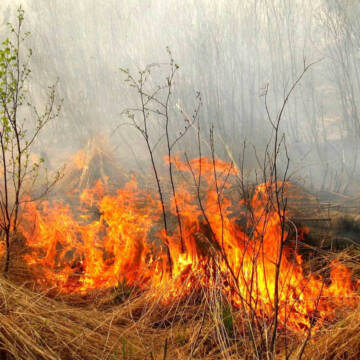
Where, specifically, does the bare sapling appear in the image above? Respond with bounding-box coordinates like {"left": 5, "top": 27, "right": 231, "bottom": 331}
{"left": 261, "top": 58, "right": 320, "bottom": 358}
{"left": 120, "top": 49, "right": 200, "bottom": 272}
{"left": 183, "top": 58, "right": 319, "bottom": 358}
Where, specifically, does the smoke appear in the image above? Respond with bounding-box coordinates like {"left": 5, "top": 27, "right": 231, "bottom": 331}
{"left": 0, "top": 0, "right": 359, "bottom": 193}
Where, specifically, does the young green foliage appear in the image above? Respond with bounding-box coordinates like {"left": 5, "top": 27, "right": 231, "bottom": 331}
{"left": 0, "top": 6, "right": 62, "bottom": 273}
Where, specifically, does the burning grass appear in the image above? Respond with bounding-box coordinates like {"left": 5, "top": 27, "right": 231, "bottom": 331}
{"left": 1, "top": 151, "right": 360, "bottom": 359}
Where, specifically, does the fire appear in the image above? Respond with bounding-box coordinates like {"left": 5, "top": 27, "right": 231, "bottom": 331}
{"left": 16, "top": 154, "right": 358, "bottom": 333}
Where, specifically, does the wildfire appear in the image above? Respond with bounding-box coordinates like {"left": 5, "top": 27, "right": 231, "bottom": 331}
{"left": 17, "top": 154, "right": 358, "bottom": 333}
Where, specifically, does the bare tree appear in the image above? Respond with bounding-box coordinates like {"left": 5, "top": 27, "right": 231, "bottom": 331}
{"left": 120, "top": 50, "right": 200, "bottom": 271}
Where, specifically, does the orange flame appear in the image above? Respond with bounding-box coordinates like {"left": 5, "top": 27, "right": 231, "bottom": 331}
{"left": 18, "top": 155, "right": 358, "bottom": 332}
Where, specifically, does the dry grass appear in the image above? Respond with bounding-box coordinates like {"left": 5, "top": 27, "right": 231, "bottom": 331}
{"left": 0, "top": 272, "right": 226, "bottom": 360}
{"left": 303, "top": 306, "right": 360, "bottom": 360}
{"left": 0, "top": 276, "right": 128, "bottom": 360}
{"left": 0, "top": 264, "right": 359, "bottom": 360}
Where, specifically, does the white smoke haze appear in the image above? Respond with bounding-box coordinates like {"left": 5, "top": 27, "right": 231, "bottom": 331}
{"left": 0, "top": 0, "right": 359, "bottom": 193}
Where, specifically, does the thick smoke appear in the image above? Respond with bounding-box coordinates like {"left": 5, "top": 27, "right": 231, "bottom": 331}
{"left": 0, "top": 0, "right": 359, "bottom": 193}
